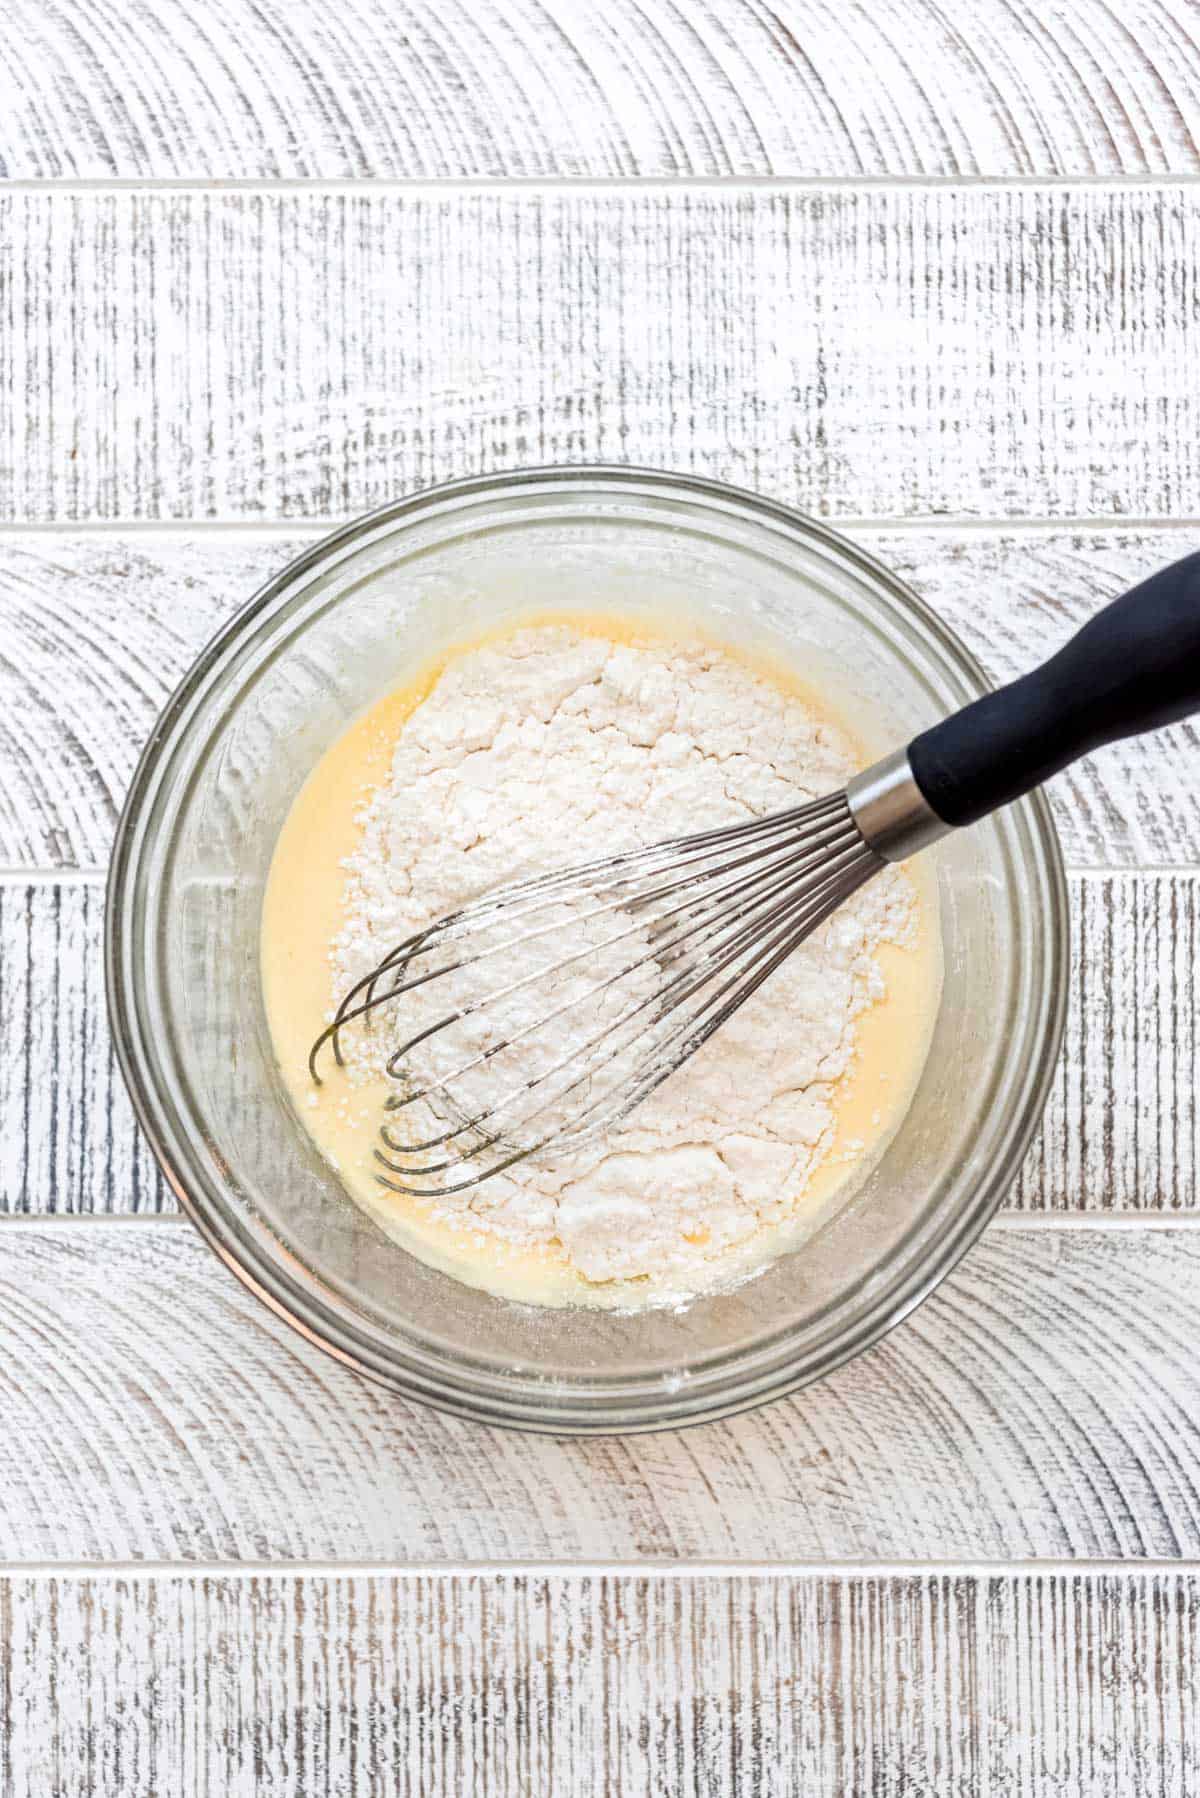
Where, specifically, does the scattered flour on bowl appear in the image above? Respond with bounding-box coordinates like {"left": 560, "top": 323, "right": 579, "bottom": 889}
{"left": 332, "top": 624, "right": 917, "bottom": 1298}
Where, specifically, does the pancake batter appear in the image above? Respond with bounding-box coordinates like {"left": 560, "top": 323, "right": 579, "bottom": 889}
{"left": 262, "top": 615, "right": 941, "bottom": 1309}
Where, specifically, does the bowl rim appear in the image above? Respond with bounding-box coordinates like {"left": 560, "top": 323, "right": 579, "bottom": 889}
{"left": 106, "top": 463, "right": 1070, "bottom": 1434}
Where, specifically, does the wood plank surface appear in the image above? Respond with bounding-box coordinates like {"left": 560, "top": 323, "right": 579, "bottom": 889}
{"left": 3, "top": 870, "right": 1193, "bottom": 1216}
{"left": 0, "top": 1220, "right": 1196, "bottom": 1563}
{"left": 3, "top": 1570, "right": 1196, "bottom": 1797}
{"left": 3, "top": 0, "right": 1200, "bottom": 182}
{"left": 5, "top": 0, "right": 1200, "bottom": 1783}
{"left": 1018, "top": 873, "right": 1199, "bottom": 1212}
{"left": 2, "top": 188, "right": 1199, "bottom": 523}
{"left": 2, "top": 526, "right": 1198, "bottom": 872}
{"left": 0, "top": 883, "right": 165, "bottom": 1215}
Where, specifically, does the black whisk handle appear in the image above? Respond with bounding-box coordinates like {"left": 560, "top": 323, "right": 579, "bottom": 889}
{"left": 907, "top": 549, "right": 1200, "bottom": 829}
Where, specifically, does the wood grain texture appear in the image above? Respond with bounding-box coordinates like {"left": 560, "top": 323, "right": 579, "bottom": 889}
{"left": 2, "top": 528, "right": 1199, "bottom": 870}
{"left": 3, "top": 0, "right": 1200, "bottom": 181}
{"left": 0, "top": 1221, "right": 1198, "bottom": 1562}
{"left": 0, "top": 535, "right": 290, "bottom": 868}
{"left": 1019, "top": 873, "right": 1200, "bottom": 1212}
{"left": 3, "top": 1571, "right": 1197, "bottom": 1796}
{"left": 3, "top": 188, "right": 1199, "bottom": 523}
{"left": 0, "top": 883, "right": 166, "bottom": 1215}
{"left": 3, "top": 870, "right": 1193, "bottom": 1216}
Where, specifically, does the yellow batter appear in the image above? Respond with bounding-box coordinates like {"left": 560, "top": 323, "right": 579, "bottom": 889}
{"left": 262, "top": 613, "right": 942, "bottom": 1309}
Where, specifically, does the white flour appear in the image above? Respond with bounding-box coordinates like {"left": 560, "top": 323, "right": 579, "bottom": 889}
{"left": 333, "top": 625, "right": 917, "bottom": 1299}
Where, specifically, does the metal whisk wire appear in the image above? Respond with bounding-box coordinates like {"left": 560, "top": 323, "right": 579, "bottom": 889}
{"left": 310, "top": 793, "right": 882, "bottom": 1197}
{"left": 305, "top": 550, "right": 1200, "bottom": 1197}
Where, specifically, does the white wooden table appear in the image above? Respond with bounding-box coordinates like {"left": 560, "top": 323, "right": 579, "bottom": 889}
{"left": 4, "top": 1, "right": 1200, "bottom": 1790}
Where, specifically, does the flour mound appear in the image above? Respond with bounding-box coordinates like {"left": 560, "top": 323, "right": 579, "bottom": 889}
{"left": 333, "top": 626, "right": 916, "bottom": 1299}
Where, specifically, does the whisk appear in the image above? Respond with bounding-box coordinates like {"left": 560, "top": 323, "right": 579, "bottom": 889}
{"left": 311, "top": 552, "right": 1200, "bottom": 1197}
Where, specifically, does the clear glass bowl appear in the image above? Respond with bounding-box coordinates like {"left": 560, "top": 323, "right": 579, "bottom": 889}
{"left": 106, "top": 468, "right": 1068, "bottom": 1434}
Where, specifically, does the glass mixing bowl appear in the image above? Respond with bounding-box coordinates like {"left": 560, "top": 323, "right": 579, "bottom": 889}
{"left": 107, "top": 467, "right": 1068, "bottom": 1434}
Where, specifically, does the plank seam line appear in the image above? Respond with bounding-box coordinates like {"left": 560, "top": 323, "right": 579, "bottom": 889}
{"left": 5, "top": 865, "right": 1198, "bottom": 887}
{"left": 1068, "top": 866, "right": 1200, "bottom": 879}
{"left": 1, "top": 1211, "right": 1197, "bottom": 1229}
{"left": 988, "top": 1212, "right": 1200, "bottom": 1231}
{"left": 0, "top": 1214, "right": 186, "bottom": 1225}
{"left": 1, "top": 515, "right": 1199, "bottom": 537}
{"left": 3, "top": 175, "right": 1200, "bottom": 195}
{"left": 0, "top": 868, "right": 107, "bottom": 886}
{"left": 0, "top": 1558, "right": 1199, "bottom": 1581}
